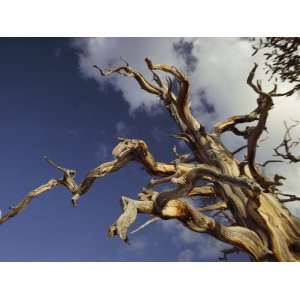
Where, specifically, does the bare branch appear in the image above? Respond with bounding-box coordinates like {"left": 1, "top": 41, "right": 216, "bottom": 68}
{"left": 153, "top": 164, "right": 262, "bottom": 222}
{"left": 72, "top": 138, "right": 181, "bottom": 205}
{"left": 259, "top": 160, "right": 284, "bottom": 167}
{"left": 2, "top": 56, "right": 300, "bottom": 261}
{"left": 213, "top": 109, "right": 259, "bottom": 136}
{"left": 243, "top": 64, "right": 282, "bottom": 189}
{"left": 198, "top": 201, "right": 227, "bottom": 212}
{"left": 247, "top": 63, "right": 262, "bottom": 94}
{"left": 232, "top": 145, "right": 247, "bottom": 156}
{"left": 273, "top": 120, "right": 300, "bottom": 163}
{"left": 95, "top": 58, "right": 211, "bottom": 165}
{"left": 108, "top": 196, "right": 138, "bottom": 243}
{"left": 277, "top": 192, "right": 300, "bottom": 203}
{"left": 172, "top": 146, "right": 192, "bottom": 162}
{"left": 0, "top": 179, "right": 60, "bottom": 225}
{"left": 94, "top": 58, "right": 205, "bottom": 136}
{"left": 93, "top": 64, "right": 161, "bottom": 96}
{"left": 146, "top": 58, "right": 201, "bottom": 133}
{"left": 130, "top": 217, "right": 160, "bottom": 234}
{"left": 45, "top": 156, "right": 78, "bottom": 198}
{"left": 188, "top": 186, "right": 216, "bottom": 197}
{"left": 0, "top": 154, "right": 86, "bottom": 224}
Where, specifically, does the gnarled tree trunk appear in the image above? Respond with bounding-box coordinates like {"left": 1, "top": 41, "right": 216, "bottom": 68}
{"left": 1, "top": 57, "right": 300, "bottom": 261}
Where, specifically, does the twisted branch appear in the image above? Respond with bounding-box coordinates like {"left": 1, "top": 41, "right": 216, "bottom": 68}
{"left": 1, "top": 58, "right": 299, "bottom": 261}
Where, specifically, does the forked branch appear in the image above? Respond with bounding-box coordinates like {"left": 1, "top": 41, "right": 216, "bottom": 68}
{"left": 94, "top": 58, "right": 209, "bottom": 163}
{"left": 273, "top": 120, "right": 300, "bottom": 163}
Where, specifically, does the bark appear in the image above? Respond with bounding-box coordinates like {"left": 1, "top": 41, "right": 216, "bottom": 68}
{"left": 1, "top": 57, "right": 300, "bottom": 261}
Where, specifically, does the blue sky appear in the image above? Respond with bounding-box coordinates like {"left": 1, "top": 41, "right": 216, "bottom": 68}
{"left": 0, "top": 37, "right": 298, "bottom": 262}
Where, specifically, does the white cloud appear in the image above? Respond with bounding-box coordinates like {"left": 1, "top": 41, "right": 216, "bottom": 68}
{"left": 73, "top": 37, "right": 260, "bottom": 119}
{"left": 150, "top": 127, "right": 165, "bottom": 143}
{"left": 115, "top": 120, "right": 129, "bottom": 137}
{"left": 126, "top": 237, "right": 147, "bottom": 252}
{"left": 73, "top": 37, "right": 185, "bottom": 113}
{"left": 177, "top": 249, "right": 195, "bottom": 262}
{"left": 95, "top": 143, "right": 109, "bottom": 161}
{"left": 161, "top": 219, "right": 227, "bottom": 261}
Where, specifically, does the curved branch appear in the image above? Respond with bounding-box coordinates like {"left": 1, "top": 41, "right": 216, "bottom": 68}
{"left": 188, "top": 186, "right": 216, "bottom": 197}
{"left": 247, "top": 63, "right": 261, "bottom": 94}
{"left": 72, "top": 138, "right": 180, "bottom": 204}
{"left": 130, "top": 217, "right": 160, "bottom": 234}
{"left": 0, "top": 138, "right": 180, "bottom": 225}
{"left": 277, "top": 192, "right": 300, "bottom": 203}
{"left": 1, "top": 56, "right": 299, "bottom": 262}
{"left": 258, "top": 160, "right": 284, "bottom": 167}
{"left": 107, "top": 196, "right": 138, "bottom": 243}
{"left": 94, "top": 60, "right": 186, "bottom": 132}
{"left": 198, "top": 201, "right": 227, "bottom": 212}
{"left": 95, "top": 58, "right": 209, "bottom": 163}
{"left": 107, "top": 191, "right": 269, "bottom": 260}
{"left": 154, "top": 163, "right": 262, "bottom": 218}
{"left": 232, "top": 145, "right": 247, "bottom": 156}
{"left": 93, "top": 64, "right": 161, "bottom": 96}
{"left": 213, "top": 108, "right": 259, "bottom": 135}
{"left": 0, "top": 179, "right": 60, "bottom": 225}
{"left": 145, "top": 58, "right": 202, "bottom": 133}
{"left": 246, "top": 96, "right": 273, "bottom": 188}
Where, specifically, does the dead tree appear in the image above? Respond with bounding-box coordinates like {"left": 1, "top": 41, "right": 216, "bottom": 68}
{"left": 1, "top": 58, "right": 300, "bottom": 261}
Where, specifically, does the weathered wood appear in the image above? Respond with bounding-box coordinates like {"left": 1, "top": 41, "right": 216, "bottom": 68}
{"left": 1, "top": 57, "right": 300, "bottom": 261}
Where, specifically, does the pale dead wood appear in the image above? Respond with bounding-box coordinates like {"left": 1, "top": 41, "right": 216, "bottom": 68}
{"left": 0, "top": 179, "right": 60, "bottom": 225}
{"left": 1, "top": 57, "right": 300, "bottom": 261}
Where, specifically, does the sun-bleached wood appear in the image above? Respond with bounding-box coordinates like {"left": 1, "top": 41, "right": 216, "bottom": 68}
{"left": 1, "top": 58, "right": 300, "bottom": 261}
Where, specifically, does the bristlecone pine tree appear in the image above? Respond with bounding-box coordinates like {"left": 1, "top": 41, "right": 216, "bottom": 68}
{"left": 253, "top": 37, "right": 300, "bottom": 90}
{"left": 1, "top": 57, "right": 300, "bottom": 261}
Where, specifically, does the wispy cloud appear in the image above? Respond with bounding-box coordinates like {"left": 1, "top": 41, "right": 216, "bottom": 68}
{"left": 72, "top": 37, "right": 257, "bottom": 120}
{"left": 150, "top": 127, "right": 165, "bottom": 143}
{"left": 161, "top": 219, "right": 228, "bottom": 261}
{"left": 73, "top": 37, "right": 185, "bottom": 113}
{"left": 115, "top": 120, "right": 129, "bottom": 137}
{"left": 125, "top": 237, "right": 147, "bottom": 252}
{"left": 177, "top": 249, "right": 195, "bottom": 262}
{"left": 95, "top": 143, "right": 109, "bottom": 161}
